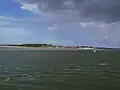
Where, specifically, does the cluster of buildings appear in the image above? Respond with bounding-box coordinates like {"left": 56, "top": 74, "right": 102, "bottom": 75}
{"left": 48, "top": 44, "right": 96, "bottom": 50}
{"left": 0, "top": 44, "right": 97, "bottom": 51}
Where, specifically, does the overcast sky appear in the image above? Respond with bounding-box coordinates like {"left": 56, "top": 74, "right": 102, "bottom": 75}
{"left": 0, "top": 0, "right": 120, "bottom": 48}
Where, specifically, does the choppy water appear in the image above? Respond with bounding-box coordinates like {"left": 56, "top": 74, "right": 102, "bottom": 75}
{"left": 0, "top": 50, "right": 120, "bottom": 90}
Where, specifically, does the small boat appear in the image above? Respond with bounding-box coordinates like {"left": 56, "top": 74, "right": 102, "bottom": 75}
{"left": 93, "top": 47, "right": 96, "bottom": 52}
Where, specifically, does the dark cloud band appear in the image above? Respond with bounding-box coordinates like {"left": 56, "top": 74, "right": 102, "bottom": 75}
{"left": 19, "top": 0, "right": 120, "bottom": 23}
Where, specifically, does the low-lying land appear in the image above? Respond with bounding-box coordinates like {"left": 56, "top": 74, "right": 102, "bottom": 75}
{"left": 0, "top": 44, "right": 119, "bottom": 51}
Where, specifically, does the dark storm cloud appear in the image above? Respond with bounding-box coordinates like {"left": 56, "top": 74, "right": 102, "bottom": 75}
{"left": 20, "top": 0, "right": 120, "bottom": 23}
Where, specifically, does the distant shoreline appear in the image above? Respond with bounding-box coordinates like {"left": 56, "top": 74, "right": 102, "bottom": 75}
{"left": 0, "top": 46, "right": 79, "bottom": 50}
{"left": 0, "top": 45, "right": 119, "bottom": 51}
{"left": 0, "top": 46, "right": 111, "bottom": 52}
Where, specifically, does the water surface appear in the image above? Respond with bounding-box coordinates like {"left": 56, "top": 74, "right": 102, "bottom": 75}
{"left": 0, "top": 50, "right": 120, "bottom": 90}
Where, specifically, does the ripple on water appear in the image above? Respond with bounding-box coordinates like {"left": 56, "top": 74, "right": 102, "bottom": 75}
{"left": 99, "top": 63, "right": 109, "bottom": 66}
{"left": 0, "top": 52, "right": 120, "bottom": 90}
{"left": 17, "top": 76, "right": 35, "bottom": 81}
{"left": 4, "top": 77, "right": 10, "bottom": 81}
{"left": 0, "top": 64, "right": 4, "bottom": 69}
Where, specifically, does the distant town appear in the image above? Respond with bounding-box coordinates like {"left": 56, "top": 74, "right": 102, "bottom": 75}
{"left": 0, "top": 44, "right": 119, "bottom": 51}
{"left": 0, "top": 44, "right": 96, "bottom": 49}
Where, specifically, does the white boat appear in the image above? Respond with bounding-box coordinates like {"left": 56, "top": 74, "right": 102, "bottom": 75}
{"left": 93, "top": 47, "right": 96, "bottom": 52}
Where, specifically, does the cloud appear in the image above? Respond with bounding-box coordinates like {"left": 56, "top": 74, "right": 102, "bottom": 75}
{"left": 4, "top": 0, "right": 120, "bottom": 48}
{"left": 20, "top": 4, "right": 40, "bottom": 14}
{"left": 0, "top": 15, "right": 77, "bottom": 45}
{"left": 15, "top": 0, "right": 120, "bottom": 23}
{"left": 0, "top": 14, "right": 120, "bottom": 47}
{"left": 0, "top": 15, "right": 69, "bottom": 44}
{"left": 0, "top": 16, "right": 16, "bottom": 20}
{"left": 48, "top": 24, "right": 58, "bottom": 30}
{"left": 0, "top": 16, "right": 32, "bottom": 44}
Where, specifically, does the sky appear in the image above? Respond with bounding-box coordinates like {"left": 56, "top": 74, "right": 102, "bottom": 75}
{"left": 1, "top": 0, "right": 120, "bottom": 48}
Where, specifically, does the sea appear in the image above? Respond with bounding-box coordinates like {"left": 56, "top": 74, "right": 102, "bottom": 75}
{"left": 0, "top": 49, "right": 120, "bottom": 90}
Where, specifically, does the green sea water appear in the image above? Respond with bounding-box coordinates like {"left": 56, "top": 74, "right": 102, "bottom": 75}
{"left": 0, "top": 50, "right": 120, "bottom": 90}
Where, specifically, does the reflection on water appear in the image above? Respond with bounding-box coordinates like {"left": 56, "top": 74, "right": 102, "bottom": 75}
{"left": 0, "top": 50, "right": 120, "bottom": 90}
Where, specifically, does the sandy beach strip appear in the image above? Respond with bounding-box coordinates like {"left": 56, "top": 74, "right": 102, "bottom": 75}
{"left": 0, "top": 46, "right": 79, "bottom": 50}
